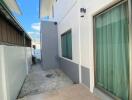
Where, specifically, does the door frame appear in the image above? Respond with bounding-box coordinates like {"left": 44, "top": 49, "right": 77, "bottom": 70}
{"left": 93, "top": 0, "right": 131, "bottom": 99}
{"left": 128, "top": 0, "right": 132, "bottom": 99}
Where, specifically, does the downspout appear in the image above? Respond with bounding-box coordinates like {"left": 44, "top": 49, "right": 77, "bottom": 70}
{"left": 78, "top": 0, "right": 82, "bottom": 83}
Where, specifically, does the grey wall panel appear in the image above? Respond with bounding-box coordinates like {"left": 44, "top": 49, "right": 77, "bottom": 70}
{"left": 41, "top": 21, "right": 59, "bottom": 69}
{"left": 81, "top": 66, "right": 90, "bottom": 88}
{"left": 59, "top": 57, "right": 79, "bottom": 83}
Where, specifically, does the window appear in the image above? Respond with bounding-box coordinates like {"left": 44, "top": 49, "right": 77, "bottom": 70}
{"left": 95, "top": 1, "right": 129, "bottom": 100}
{"left": 61, "top": 30, "right": 72, "bottom": 59}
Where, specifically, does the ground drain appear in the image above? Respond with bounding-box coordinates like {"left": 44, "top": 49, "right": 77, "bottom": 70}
{"left": 73, "top": 82, "right": 78, "bottom": 84}
{"left": 46, "top": 74, "right": 53, "bottom": 78}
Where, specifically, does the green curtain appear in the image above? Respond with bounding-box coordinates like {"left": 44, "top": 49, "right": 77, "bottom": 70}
{"left": 67, "top": 31, "right": 72, "bottom": 59}
{"left": 61, "top": 30, "right": 72, "bottom": 59}
{"left": 61, "top": 34, "right": 67, "bottom": 57}
{"left": 95, "top": 2, "right": 129, "bottom": 100}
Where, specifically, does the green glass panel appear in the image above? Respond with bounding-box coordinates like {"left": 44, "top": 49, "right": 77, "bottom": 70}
{"left": 61, "top": 34, "right": 67, "bottom": 57}
{"left": 67, "top": 31, "right": 72, "bottom": 59}
{"left": 61, "top": 30, "right": 72, "bottom": 59}
{"left": 95, "top": 2, "right": 129, "bottom": 100}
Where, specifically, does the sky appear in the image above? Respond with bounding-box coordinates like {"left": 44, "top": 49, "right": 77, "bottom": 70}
{"left": 14, "top": 0, "right": 40, "bottom": 42}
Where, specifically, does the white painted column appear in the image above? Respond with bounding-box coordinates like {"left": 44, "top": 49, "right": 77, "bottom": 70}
{"left": 25, "top": 47, "right": 29, "bottom": 75}
{"left": 0, "top": 46, "right": 8, "bottom": 100}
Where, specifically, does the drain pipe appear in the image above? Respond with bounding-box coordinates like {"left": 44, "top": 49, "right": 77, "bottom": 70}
{"left": 78, "top": 0, "right": 82, "bottom": 83}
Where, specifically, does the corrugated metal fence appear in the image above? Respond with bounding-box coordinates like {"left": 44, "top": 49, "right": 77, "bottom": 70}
{"left": 0, "top": 13, "right": 31, "bottom": 47}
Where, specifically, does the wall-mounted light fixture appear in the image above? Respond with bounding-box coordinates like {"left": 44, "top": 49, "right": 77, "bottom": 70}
{"left": 80, "top": 8, "right": 86, "bottom": 18}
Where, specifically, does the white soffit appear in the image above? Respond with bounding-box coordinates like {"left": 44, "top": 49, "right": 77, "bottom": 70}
{"left": 40, "top": 0, "right": 55, "bottom": 18}
{"left": 3, "top": 0, "right": 21, "bottom": 15}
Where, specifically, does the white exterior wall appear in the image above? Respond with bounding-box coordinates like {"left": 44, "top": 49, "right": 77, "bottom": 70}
{"left": 54, "top": 0, "right": 80, "bottom": 64}
{"left": 80, "top": 0, "right": 119, "bottom": 92}
{"left": 0, "top": 45, "right": 32, "bottom": 100}
{"left": 54, "top": 0, "right": 119, "bottom": 92}
{"left": 54, "top": 0, "right": 78, "bottom": 22}
{"left": 80, "top": 0, "right": 118, "bottom": 67}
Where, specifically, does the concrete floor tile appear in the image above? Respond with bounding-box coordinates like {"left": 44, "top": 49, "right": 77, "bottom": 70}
{"left": 19, "top": 84, "right": 100, "bottom": 100}
{"left": 18, "top": 64, "right": 73, "bottom": 98}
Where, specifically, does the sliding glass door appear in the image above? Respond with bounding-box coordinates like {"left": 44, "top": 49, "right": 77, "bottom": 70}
{"left": 95, "top": 1, "right": 129, "bottom": 100}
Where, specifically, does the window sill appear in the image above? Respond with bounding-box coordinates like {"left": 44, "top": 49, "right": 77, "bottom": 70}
{"left": 59, "top": 56, "right": 74, "bottom": 63}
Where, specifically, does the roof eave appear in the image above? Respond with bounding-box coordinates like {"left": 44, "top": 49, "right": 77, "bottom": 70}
{"left": 39, "top": 0, "right": 55, "bottom": 18}
{"left": 0, "top": 0, "right": 31, "bottom": 40}
{"left": 3, "top": 0, "right": 22, "bottom": 15}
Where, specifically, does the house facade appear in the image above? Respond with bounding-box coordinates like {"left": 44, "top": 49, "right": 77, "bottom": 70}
{"left": 40, "top": 0, "right": 132, "bottom": 100}
{"left": 0, "top": 1, "right": 32, "bottom": 100}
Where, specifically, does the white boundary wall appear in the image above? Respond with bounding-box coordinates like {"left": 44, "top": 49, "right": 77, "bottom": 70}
{"left": 0, "top": 45, "right": 32, "bottom": 100}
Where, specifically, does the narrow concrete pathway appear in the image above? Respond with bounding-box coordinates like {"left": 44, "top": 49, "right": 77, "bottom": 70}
{"left": 18, "top": 84, "right": 100, "bottom": 100}
{"left": 18, "top": 64, "right": 73, "bottom": 99}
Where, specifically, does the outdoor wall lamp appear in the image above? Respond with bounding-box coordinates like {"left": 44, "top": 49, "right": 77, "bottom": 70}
{"left": 80, "top": 8, "right": 86, "bottom": 17}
